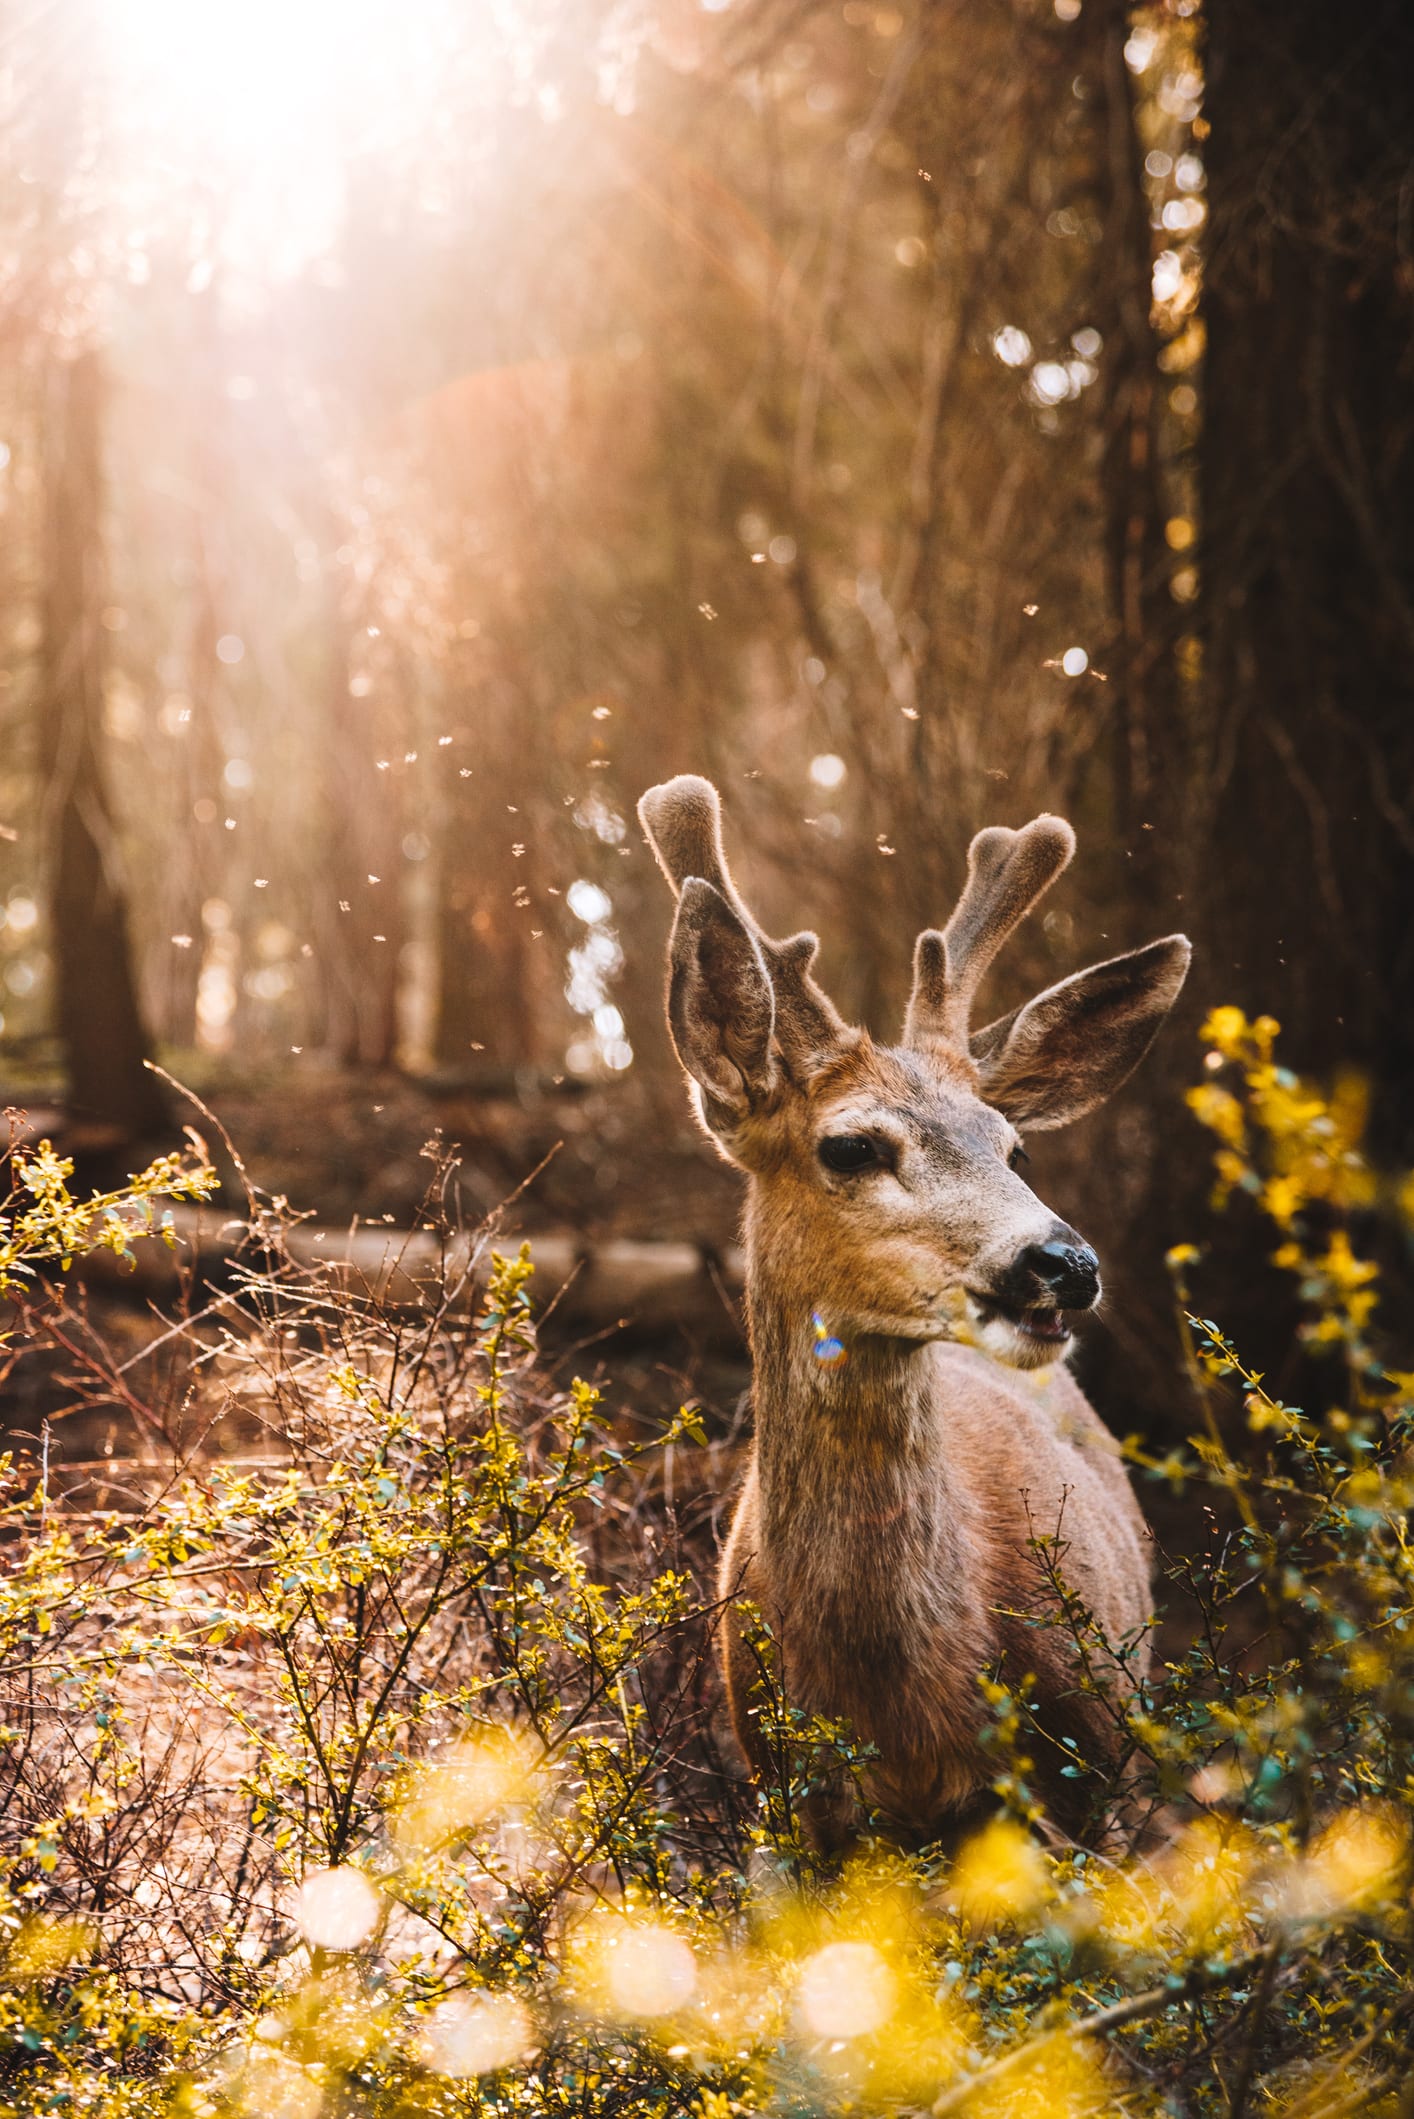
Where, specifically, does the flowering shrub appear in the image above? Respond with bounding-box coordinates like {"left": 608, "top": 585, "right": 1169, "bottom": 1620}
{"left": 0, "top": 1130, "right": 218, "bottom": 1296}
{"left": 1, "top": 1029, "right": 1413, "bottom": 2117}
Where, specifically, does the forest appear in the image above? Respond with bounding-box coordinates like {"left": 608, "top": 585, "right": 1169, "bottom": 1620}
{"left": 1, "top": 0, "right": 1413, "bottom": 2112}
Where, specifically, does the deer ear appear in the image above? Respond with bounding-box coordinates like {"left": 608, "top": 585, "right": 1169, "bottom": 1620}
{"left": 667, "top": 878, "right": 777, "bottom": 1132}
{"left": 975, "top": 935, "right": 1190, "bottom": 1131}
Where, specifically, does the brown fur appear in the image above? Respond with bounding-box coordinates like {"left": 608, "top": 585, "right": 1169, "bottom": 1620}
{"left": 637, "top": 776, "right": 1189, "bottom": 1846}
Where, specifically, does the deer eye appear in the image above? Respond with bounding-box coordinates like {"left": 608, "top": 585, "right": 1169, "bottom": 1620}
{"left": 819, "top": 1133, "right": 883, "bottom": 1176}
{"left": 1008, "top": 1142, "right": 1030, "bottom": 1171}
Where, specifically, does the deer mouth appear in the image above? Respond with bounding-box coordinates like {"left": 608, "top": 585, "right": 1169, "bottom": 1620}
{"left": 968, "top": 1293, "right": 1073, "bottom": 1346}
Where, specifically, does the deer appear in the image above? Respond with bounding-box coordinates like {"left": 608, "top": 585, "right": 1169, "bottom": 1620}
{"left": 636, "top": 774, "right": 1190, "bottom": 1849}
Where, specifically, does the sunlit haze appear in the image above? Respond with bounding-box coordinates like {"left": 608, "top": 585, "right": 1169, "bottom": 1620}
{"left": 101, "top": 0, "right": 496, "bottom": 274}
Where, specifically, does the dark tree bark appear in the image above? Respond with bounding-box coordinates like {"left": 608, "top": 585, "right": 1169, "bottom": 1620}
{"left": 38, "top": 349, "right": 169, "bottom": 1144}
{"left": 1076, "top": 0, "right": 1414, "bottom": 1434}
{"left": 1198, "top": 0, "right": 1414, "bottom": 1156}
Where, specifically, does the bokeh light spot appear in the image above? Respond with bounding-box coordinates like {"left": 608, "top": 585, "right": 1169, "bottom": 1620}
{"left": 293, "top": 1867, "right": 381, "bottom": 1951}
{"left": 992, "top": 325, "right": 1032, "bottom": 367}
{"left": 604, "top": 1925, "right": 697, "bottom": 2017}
{"left": 420, "top": 1991, "right": 535, "bottom": 2077}
{"left": 797, "top": 1941, "right": 895, "bottom": 2041}
{"left": 567, "top": 879, "right": 612, "bottom": 924}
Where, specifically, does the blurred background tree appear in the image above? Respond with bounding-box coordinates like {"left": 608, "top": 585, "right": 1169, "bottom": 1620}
{"left": 0, "top": 0, "right": 1409, "bottom": 1423}
{"left": 1197, "top": 0, "right": 1414, "bottom": 1158}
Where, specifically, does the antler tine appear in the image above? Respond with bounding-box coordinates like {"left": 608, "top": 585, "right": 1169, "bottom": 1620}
{"left": 637, "top": 775, "right": 757, "bottom": 929}
{"left": 639, "top": 774, "right": 849, "bottom": 1061}
{"left": 904, "top": 815, "right": 1075, "bottom": 1057}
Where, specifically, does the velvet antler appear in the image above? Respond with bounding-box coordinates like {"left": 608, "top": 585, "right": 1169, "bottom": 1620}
{"left": 903, "top": 816, "right": 1075, "bottom": 1060}
{"left": 637, "top": 775, "right": 847, "bottom": 1067}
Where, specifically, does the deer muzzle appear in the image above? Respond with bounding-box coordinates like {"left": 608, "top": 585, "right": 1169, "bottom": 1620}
{"left": 967, "top": 1228, "right": 1101, "bottom": 1350}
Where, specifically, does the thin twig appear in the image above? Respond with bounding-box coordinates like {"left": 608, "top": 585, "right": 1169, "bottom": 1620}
{"left": 931, "top": 1950, "right": 1276, "bottom": 2117}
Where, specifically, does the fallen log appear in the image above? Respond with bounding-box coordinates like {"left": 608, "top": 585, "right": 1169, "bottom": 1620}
{"left": 70, "top": 1203, "right": 747, "bottom": 1345}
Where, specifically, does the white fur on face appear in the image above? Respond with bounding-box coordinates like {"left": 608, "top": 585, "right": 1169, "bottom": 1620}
{"left": 868, "top": 1285, "right": 1080, "bottom": 1370}
{"left": 959, "top": 1296, "right": 1076, "bottom": 1372}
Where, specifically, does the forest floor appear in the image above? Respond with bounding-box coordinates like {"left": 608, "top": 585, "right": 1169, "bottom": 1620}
{"left": 0, "top": 1053, "right": 744, "bottom": 1247}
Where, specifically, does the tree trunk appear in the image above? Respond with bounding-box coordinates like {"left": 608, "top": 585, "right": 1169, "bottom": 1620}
{"left": 163, "top": 287, "right": 229, "bottom": 1050}
{"left": 1079, "top": 0, "right": 1414, "bottom": 1433}
{"left": 318, "top": 570, "right": 404, "bottom": 1069}
{"left": 37, "top": 348, "right": 168, "bottom": 1144}
{"left": 1198, "top": 0, "right": 1414, "bottom": 1157}
{"left": 434, "top": 700, "right": 540, "bottom": 1071}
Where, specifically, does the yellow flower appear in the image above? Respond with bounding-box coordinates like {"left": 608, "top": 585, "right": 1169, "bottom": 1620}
{"left": 948, "top": 1817, "right": 1049, "bottom": 1931}
{"left": 1186, "top": 1083, "right": 1247, "bottom": 1150}
{"left": 1282, "top": 1806, "right": 1408, "bottom": 1921}
{"left": 1260, "top": 1174, "right": 1305, "bottom": 1228}
{"left": 1201, "top": 1005, "right": 1259, "bottom": 1060}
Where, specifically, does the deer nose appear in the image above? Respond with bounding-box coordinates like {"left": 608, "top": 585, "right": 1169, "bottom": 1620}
{"left": 1015, "top": 1238, "right": 1100, "bottom": 1310}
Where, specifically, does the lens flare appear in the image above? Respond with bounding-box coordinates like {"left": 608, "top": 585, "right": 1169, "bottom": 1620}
{"left": 812, "top": 1311, "right": 847, "bottom": 1365}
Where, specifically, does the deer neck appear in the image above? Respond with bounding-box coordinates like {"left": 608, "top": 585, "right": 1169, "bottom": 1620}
{"left": 742, "top": 1231, "right": 980, "bottom": 1630}
{"left": 736, "top": 1198, "right": 998, "bottom": 1791}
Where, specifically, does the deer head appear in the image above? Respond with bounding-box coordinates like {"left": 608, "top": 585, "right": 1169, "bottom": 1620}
{"left": 638, "top": 775, "right": 1190, "bottom": 1371}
